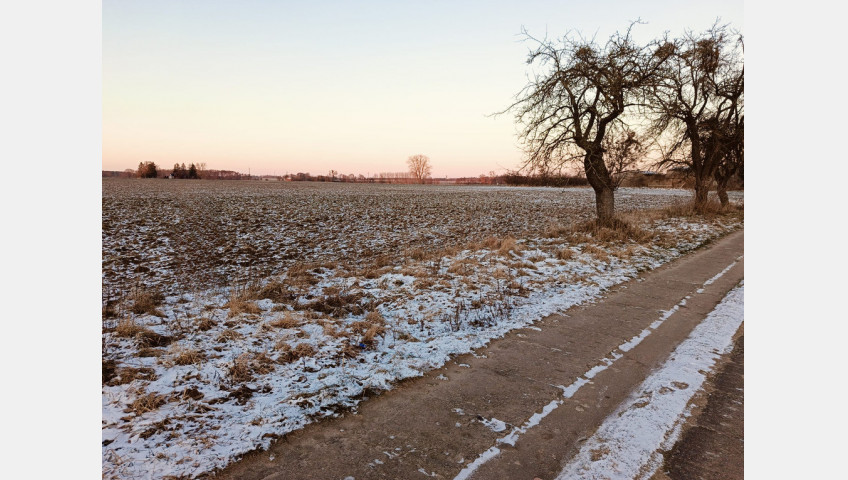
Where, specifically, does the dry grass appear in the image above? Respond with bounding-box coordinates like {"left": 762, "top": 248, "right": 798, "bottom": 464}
{"left": 447, "top": 257, "right": 484, "bottom": 277}
{"left": 373, "top": 254, "right": 393, "bottom": 268}
{"left": 297, "top": 291, "right": 365, "bottom": 316}
{"left": 527, "top": 253, "right": 546, "bottom": 263}
{"left": 224, "top": 293, "right": 262, "bottom": 318}
{"left": 571, "top": 218, "right": 652, "bottom": 244}
{"left": 275, "top": 340, "right": 318, "bottom": 363}
{"left": 612, "top": 244, "right": 642, "bottom": 260}
{"left": 217, "top": 329, "right": 243, "bottom": 343}
{"left": 406, "top": 248, "right": 430, "bottom": 262}
{"left": 349, "top": 311, "right": 387, "bottom": 349}
{"left": 252, "top": 352, "right": 276, "bottom": 375}
{"left": 292, "top": 343, "right": 316, "bottom": 359}
{"left": 115, "top": 318, "right": 150, "bottom": 338}
{"left": 477, "top": 236, "right": 521, "bottom": 256}
{"left": 228, "top": 353, "right": 254, "bottom": 383}
{"left": 136, "top": 347, "right": 165, "bottom": 358}
{"left": 321, "top": 321, "right": 341, "bottom": 337}
{"left": 171, "top": 348, "right": 206, "bottom": 366}
{"left": 621, "top": 198, "right": 743, "bottom": 224}
{"left": 414, "top": 277, "right": 437, "bottom": 289}
{"left": 544, "top": 224, "right": 572, "bottom": 239}
{"left": 127, "top": 392, "right": 166, "bottom": 415}
{"left": 129, "top": 288, "right": 165, "bottom": 317}
{"left": 286, "top": 263, "right": 318, "bottom": 286}
{"left": 658, "top": 198, "right": 727, "bottom": 218}
{"left": 498, "top": 236, "right": 519, "bottom": 256}
{"left": 268, "top": 311, "right": 300, "bottom": 329}
{"left": 556, "top": 248, "right": 575, "bottom": 260}
{"left": 104, "top": 364, "right": 157, "bottom": 386}
{"left": 255, "top": 280, "right": 296, "bottom": 303}
{"left": 582, "top": 244, "right": 610, "bottom": 263}
{"left": 114, "top": 319, "right": 173, "bottom": 348}
{"left": 195, "top": 317, "right": 217, "bottom": 331}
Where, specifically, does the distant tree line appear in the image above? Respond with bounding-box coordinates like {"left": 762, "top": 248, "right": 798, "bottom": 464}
{"left": 500, "top": 173, "right": 589, "bottom": 187}
{"left": 170, "top": 162, "right": 200, "bottom": 179}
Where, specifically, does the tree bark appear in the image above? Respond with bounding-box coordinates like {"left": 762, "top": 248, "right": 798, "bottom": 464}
{"left": 584, "top": 150, "right": 616, "bottom": 226}
{"left": 595, "top": 187, "right": 615, "bottom": 226}
{"left": 693, "top": 176, "right": 710, "bottom": 209}
{"left": 717, "top": 187, "right": 729, "bottom": 206}
{"left": 715, "top": 171, "right": 730, "bottom": 207}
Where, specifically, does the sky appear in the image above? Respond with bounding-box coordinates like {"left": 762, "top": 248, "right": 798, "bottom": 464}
{"left": 103, "top": 0, "right": 743, "bottom": 178}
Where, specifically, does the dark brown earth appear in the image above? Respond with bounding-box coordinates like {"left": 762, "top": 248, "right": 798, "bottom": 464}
{"left": 208, "top": 230, "right": 744, "bottom": 480}
{"left": 653, "top": 333, "right": 744, "bottom": 480}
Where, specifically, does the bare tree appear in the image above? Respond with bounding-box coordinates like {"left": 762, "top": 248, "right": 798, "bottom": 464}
{"left": 650, "top": 23, "right": 743, "bottom": 209}
{"left": 506, "top": 24, "right": 672, "bottom": 226}
{"left": 407, "top": 154, "right": 432, "bottom": 183}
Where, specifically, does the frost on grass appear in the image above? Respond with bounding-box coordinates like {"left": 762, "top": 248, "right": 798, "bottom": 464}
{"left": 101, "top": 181, "right": 742, "bottom": 479}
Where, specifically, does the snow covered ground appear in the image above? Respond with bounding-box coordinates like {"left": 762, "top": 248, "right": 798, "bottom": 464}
{"left": 101, "top": 181, "right": 742, "bottom": 479}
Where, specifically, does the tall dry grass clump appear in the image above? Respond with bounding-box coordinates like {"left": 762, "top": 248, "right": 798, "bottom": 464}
{"left": 171, "top": 347, "right": 206, "bottom": 366}
{"left": 127, "top": 392, "right": 166, "bottom": 415}
{"left": 224, "top": 289, "right": 262, "bottom": 318}
{"left": 659, "top": 198, "right": 739, "bottom": 218}
{"left": 128, "top": 287, "right": 165, "bottom": 317}
{"left": 571, "top": 218, "right": 652, "bottom": 244}
{"left": 348, "top": 311, "right": 387, "bottom": 349}
{"left": 478, "top": 236, "right": 521, "bottom": 256}
{"left": 217, "top": 328, "right": 243, "bottom": 343}
{"left": 255, "top": 280, "right": 296, "bottom": 303}
{"left": 268, "top": 311, "right": 300, "bottom": 329}
{"left": 286, "top": 263, "right": 318, "bottom": 286}
{"left": 556, "top": 247, "right": 575, "bottom": 260}
{"left": 276, "top": 341, "right": 317, "bottom": 363}
{"left": 115, "top": 318, "right": 150, "bottom": 338}
{"left": 228, "top": 353, "right": 254, "bottom": 383}
{"left": 582, "top": 244, "right": 610, "bottom": 263}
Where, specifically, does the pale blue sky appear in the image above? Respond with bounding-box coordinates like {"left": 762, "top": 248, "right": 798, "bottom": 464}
{"left": 103, "top": 0, "right": 743, "bottom": 177}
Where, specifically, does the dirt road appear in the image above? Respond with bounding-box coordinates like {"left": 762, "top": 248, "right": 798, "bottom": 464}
{"left": 210, "top": 230, "right": 744, "bottom": 480}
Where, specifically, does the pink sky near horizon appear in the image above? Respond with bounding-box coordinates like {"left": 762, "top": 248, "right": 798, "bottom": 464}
{"left": 103, "top": 0, "right": 742, "bottom": 178}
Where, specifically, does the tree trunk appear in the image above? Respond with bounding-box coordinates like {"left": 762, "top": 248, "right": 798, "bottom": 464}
{"left": 693, "top": 175, "right": 710, "bottom": 210}
{"left": 584, "top": 150, "right": 616, "bottom": 227}
{"left": 595, "top": 187, "right": 615, "bottom": 226}
{"left": 717, "top": 187, "right": 728, "bottom": 207}
{"left": 715, "top": 173, "right": 729, "bottom": 207}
